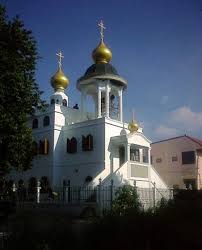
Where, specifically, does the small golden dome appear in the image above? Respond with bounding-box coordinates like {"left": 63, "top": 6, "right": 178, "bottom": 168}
{"left": 128, "top": 120, "right": 139, "bottom": 133}
{"left": 51, "top": 68, "right": 69, "bottom": 91}
{"left": 92, "top": 41, "right": 112, "bottom": 64}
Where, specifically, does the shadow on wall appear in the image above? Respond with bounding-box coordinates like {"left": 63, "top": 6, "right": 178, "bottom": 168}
{"left": 101, "top": 170, "right": 130, "bottom": 187}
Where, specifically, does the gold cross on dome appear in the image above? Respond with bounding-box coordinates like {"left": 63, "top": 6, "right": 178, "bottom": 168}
{"left": 98, "top": 20, "right": 106, "bottom": 42}
{"left": 56, "top": 51, "right": 64, "bottom": 68}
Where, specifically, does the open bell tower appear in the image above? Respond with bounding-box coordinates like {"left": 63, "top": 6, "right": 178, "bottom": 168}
{"left": 77, "top": 21, "right": 127, "bottom": 122}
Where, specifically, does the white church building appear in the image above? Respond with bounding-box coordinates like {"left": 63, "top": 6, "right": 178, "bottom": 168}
{"left": 10, "top": 22, "right": 167, "bottom": 190}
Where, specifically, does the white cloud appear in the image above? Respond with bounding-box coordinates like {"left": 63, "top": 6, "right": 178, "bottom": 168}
{"left": 169, "top": 106, "right": 202, "bottom": 132}
{"left": 152, "top": 106, "right": 202, "bottom": 140}
{"left": 161, "top": 95, "right": 168, "bottom": 105}
{"left": 154, "top": 125, "right": 179, "bottom": 139}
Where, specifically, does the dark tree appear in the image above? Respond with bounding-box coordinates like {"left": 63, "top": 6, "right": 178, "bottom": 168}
{"left": 0, "top": 5, "right": 45, "bottom": 175}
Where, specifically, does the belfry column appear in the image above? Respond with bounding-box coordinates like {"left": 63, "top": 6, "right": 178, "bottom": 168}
{"left": 105, "top": 84, "right": 110, "bottom": 117}
{"left": 81, "top": 90, "right": 87, "bottom": 119}
{"left": 118, "top": 88, "right": 123, "bottom": 122}
{"left": 97, "top": 87, "right": 101, "bottom": 118}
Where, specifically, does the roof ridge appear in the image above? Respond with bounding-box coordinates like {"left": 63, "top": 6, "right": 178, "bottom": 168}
{"left": 152, "top": 134, "right": 202, "bottom": 147}
{"left": 151, "top": 135, "right": 186, "bottom": 144}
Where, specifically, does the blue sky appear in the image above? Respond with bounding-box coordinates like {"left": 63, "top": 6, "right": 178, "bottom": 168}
{"left": 3, "top": 0, "right": 202, "bottom": 141}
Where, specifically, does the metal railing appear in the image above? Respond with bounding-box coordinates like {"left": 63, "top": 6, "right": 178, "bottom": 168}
{"left": 0, "top": 181, "right": 173, "bottom": 212}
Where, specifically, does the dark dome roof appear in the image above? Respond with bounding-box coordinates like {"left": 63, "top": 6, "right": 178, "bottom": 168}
{"left": 80, "top": 63, "right": 119, "bottom": 80}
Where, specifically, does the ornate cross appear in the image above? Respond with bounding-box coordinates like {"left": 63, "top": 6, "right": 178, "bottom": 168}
{"left": 98, "top": 20, "right": 106, "bottom": 42}
{"left": 56, "top": 51, "right": 64, "bottom": 68}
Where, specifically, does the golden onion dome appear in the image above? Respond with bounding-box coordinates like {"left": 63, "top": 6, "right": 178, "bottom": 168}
{"left": 128, "top": 119, "right": 139, "bottom": 133}
{"left": 92, "top": 41, "right": 112, "bottom": 64}
{"left": 51, "top": 68, "right": 69, "bottom": 91}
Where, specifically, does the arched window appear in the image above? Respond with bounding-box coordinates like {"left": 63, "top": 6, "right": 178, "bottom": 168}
{"left": 32, "top": 141, "right": 38, "bottom": 156}
{"left": 62, "top": 99, "right": 67, "bottom": 107}
{"left": 51, "top": 99, "right": 55, "bottom": 105}
{"left": 39, "top": 139, "right": 49, "bottom": 155}
{"left": 71, "top": 137, "right": 77, "bottom": 153}
{"left": 43, "top": 116, "right": 50, "bottom": 127}
{"left": 82, "top": 134, "right": 93, "bottom": 151}
{"left": 32, "top": 118, "right": 38, "bottom": 129}
{"left": 44, "top": 138, "right": 49, "bottom": 154}
{"left": 66, "top": 137, "right": 77, "bottom": 153}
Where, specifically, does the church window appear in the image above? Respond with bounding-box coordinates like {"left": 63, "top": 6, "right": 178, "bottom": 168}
{"left": 39, "top": 139, "right": 49, "bottom": 155}
{"left": 101, "top": 96, "right": 105, "bottom": 115}
{"left": 109, "top": 94, "right": 119, "bottom": 119}
{"left": 32, "top": 118, "right": 38, "bottom": 129}
{"left": 44, "top": 138, "right": 49, "bottom": 154}
{"left": 119, "top": 146, "right": 125, "bottom": 166}
{"left": 32, "top": 141, "right": 38, "bottom": 156}
{"left": 130, "top": 148, "right": 140, "bottom": 162}
{"left": 43, "top": 116, "right": 50, "bottom": 127}
{"left": 56, "top": 99, "right": 59, "bottom": 104}
{"left": 82, "top": 134, "right": 93, "bottom": 151}
{"left": 62, "top": 99, "right": 67, "bottom": 107}
{"left": 51, "top": 99, "right": 55, "bottom": 104}
{"left": 66, "top": 137, "right": 77, "bottom": 153}
{"left": 143, "top": 148, "right": 149, "bottom": 163}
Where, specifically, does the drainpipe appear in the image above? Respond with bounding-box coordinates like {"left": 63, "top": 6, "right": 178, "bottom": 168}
{"left": 196, "top": 151, "right": 201, "bottom": 190}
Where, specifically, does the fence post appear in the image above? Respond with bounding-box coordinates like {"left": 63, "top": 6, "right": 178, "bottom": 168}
{"left": 133, "top": 180, "right": 137, "bottom": 190}
{"left": 78, "top": 186, "right": 81, "bottom": 204}
{"left": 63, "top": 180, "right": 67, "bottom": 203}
{"left": 12, "top": 182, "right": 17, "bottom": 202}
{"left": 152, "top": 182, "right": 156, "bottom": 208}
{"left": 110, "top": 179, "right": 114, "bottom": 210}
{"left": 67, "top": 180, "right": 71, "bottom": 203}
{"left": 97, "top": 178, "right": 102, "bottom": 216}
{"left": 36, "top": 180, "right": 41, "bottom": 204}
{"left": 169, "top": 188, "right": 173, "bottom": 200}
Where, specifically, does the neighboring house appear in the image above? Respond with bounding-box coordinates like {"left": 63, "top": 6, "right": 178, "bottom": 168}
{"left": 9, "top": 23, "right": 167, "bottom": 190}
{"left": 151, "top": 135, "right": 202, "bottom": 189}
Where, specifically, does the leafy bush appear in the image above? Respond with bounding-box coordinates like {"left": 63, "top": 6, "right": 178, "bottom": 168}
{"left": 111, "top": 185, "right": 141, "bottom": 216}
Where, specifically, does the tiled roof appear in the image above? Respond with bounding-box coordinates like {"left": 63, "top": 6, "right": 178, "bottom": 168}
{"left": 151, "top": 135, "right": 185, "bottom": 144}
{"left": 152, "top": 134, "right": 202, "bottom": 147}
{"left": 186, "top": 135, "right": 202, "bottom": 147}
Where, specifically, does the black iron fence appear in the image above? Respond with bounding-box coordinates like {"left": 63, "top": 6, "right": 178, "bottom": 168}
{"left": 0, "top": 180, "right": 173, "bottom": 212}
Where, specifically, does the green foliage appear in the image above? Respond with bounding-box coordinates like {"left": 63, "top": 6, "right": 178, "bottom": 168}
{"left": 111, "top": 185, "right": 141, "bottom": 216}
{"left": 0, "top": 5, "right": 45, "bottom": 175}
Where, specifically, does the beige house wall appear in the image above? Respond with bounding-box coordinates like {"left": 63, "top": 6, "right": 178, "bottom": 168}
{"left": 151, "top": 137, "right": 202, "bottom": 189}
